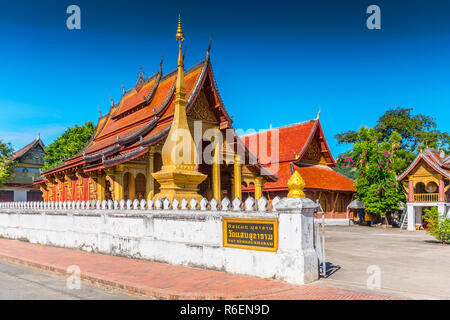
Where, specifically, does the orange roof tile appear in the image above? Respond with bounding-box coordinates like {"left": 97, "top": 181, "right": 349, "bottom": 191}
{"left": 245, "top": 162, "right": 355, "bottom": 192}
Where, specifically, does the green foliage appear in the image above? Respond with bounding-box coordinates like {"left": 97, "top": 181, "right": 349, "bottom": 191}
{"left": 42, "top": 122, "right": 96, "bottom": 171}
{"left": 423, "top": 207, "right": 450, "bottom": 244}
{"left": 335, "top": 107, "right": 449, "bottom": 173}
{"left": 0, "top": 139, "right": 14, "bottom": 187}
{"left": 336, "top": 127, "right": 405, "bottom": 217}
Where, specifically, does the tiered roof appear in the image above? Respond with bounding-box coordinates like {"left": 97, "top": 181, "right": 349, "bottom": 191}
{"left": 40, "top": 53, "right": 274, "bottom": 180}
{"left": 241, "top": 119, "right": 355, "bottom": 192}
{"left": 397, "top": 148, "right": 450, "bottom": 181}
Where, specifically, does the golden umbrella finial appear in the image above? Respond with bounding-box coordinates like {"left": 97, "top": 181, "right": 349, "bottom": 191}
{"left": 176, "top": 15, "right": 184, "bottom": 42}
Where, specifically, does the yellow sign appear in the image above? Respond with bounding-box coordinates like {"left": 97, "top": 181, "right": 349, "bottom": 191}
{"left": 222, "top": 218, "right": 278, "bottom": 252}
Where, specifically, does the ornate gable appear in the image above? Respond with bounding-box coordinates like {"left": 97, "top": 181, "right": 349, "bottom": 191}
{"left": 302, "top": 138, "right": 323, "bottom": 164}
{"left": 187, "top": 90, "right": 218, "bottom": 123}
{"left": 20, "top": 144, "right": 45, "bottom": 165}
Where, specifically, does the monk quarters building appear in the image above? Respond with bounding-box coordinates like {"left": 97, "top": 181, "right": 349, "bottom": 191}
{"left": 35, "top": 20, "right": 275, "bottom": 204}
{"left": 241, "top": 117, "right": 356, "bottom": 219}
{"left": 397, "top": 148, "right": 450, "bottom": 230}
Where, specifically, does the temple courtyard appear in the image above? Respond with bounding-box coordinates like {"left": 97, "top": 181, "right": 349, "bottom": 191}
{"left": 322, "top": 226, "right": 450, "bottom": 299}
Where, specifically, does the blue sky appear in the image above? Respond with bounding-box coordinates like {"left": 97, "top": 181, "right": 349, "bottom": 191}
{"left": 0, "top": 0, "right": 449, "bottom": 156}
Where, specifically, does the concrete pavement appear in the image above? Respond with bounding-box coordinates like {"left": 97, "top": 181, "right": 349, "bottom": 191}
{"left": 0, "top": 260, "right": 135, "bottom": 300}
{"left": 322, "top": 225, "right": 450, "bottom": 300}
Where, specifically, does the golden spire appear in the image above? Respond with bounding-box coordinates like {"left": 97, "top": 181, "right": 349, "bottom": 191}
{"left": 151, "top": 15, "right": 206, "bottom": 203}
{"left": 316, "top": 108, "right": 321, "bottom": 120}
{"left": 176, "top": 15, "right": 184, "bottom": 42}
{"left": 287, "top": 167, "right": 306, "bottom": 198}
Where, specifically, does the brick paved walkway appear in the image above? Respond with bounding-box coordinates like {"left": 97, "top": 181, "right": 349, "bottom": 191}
{"left": 0, "top": 238, "right": 399, "bottom": 300}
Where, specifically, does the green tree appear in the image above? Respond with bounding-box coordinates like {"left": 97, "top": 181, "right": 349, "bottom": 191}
{"left": 42, "top": 122, "right": 96, "bottom": 171}
{"left": 423, "top": 207, "right": 450, "bottom": 244}
{"left": 336, "top": 127, "right": 405, "bottom": 223}
{"left": 0, "top": 139, "right": 14, "bottom": 188}
{"left": 335, "top": 107, "right": 449, "bottom": 174}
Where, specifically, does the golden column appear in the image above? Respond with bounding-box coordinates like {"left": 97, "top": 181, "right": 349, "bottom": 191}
{"left": 113, "top": 168, "right": 124, "bottom": 201}
{"left": 233, "top": 154, "right": 242, "bottom": 200}
{"left": 146, "top": 146, "right": 155, "bottom": 201}
{"left": 152, "top": 16, "right": 207, "bottom": 203}
{"left": 212, "top": 143, "right": 221, "bottom": 201}
{"left": 254, "top": 177, "right": 264, "bottom": 202}
{"left": 128, "top": 172, "right": 136, "bottom": 200}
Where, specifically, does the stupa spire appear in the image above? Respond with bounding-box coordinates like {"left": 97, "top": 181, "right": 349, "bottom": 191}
{"left": 151, "top": 15, "right": 206, "bottom": 203}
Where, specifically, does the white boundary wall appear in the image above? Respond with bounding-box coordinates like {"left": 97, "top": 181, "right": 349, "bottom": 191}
{"left": 0, "top": 196, "right": 319, "bottom": 285}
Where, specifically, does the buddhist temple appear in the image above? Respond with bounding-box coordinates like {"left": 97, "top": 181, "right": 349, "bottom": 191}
{"left": 35, "top": 18, "right": 275, "bottom": 204}
{"left": 397, "top": 148, "right": 450, "bottom": 230}
{"left": 0, "top": 136, "right": 45, "bottom": 202}
{"left": 241, "top": 117, "right": 355, "bottom": 218}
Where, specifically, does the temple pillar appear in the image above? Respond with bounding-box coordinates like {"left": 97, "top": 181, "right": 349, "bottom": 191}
{"left": 212, "top": 146, "right": 221, "bottom": 201}
{"left": 233, "top": 155, "right": 242, "bottom": 200}
{"left": 113, "top": 170, "right": 124, "bottom": 201}
{"left": 254, "top": 177, "right": 264, "bottom": 203}
{"left": 408, "top": 179, "right": 414, "bottom": 202}
{"left": 75, "top": 171, "right": 84, "bottom": 201}
{"left": 97, "top": 172, "right": 106, "bottom": 201}
{"left": 146, "top": 147, "right": 155, "bottom": 201}
{"left": 439, "top": 179, "right": 445, "bottom": 202}
{"left": 129, "top": 172, "right": 136, "bottom": 200}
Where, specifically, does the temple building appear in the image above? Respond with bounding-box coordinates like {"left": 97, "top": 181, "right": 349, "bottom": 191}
{"left": 397, "top": 148, "right": 450, "bottom": 230}
{"left": 241, "top": 117, "right": 356, "bottom": 218}
{"left": 35, "top": 18, "right": 275, "bottom": 204}
{"left": 0, "top": 136, "right": 45, "bottom": 202}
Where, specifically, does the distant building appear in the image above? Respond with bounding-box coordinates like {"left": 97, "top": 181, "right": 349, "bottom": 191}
{"left": 397, "top": 148, "right": 450, "bottom": 230}
{"left": 0, "top": 137, "right": 45, "bottom": 202}
{"left": 241, "top": 118, "right": 356, "bottom": 218}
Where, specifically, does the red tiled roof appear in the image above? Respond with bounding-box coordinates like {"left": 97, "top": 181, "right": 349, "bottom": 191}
{"left": 243, "top": 162, "right": 354, "bottom": 192}
{"left": 241, "top": 119, "right": 335, "bottom": 166}
{"left": 40, "top": 56, "right": 275, "bottom": 181}
{"left": 241, "top": 119, "right": 354, "bottom": 192}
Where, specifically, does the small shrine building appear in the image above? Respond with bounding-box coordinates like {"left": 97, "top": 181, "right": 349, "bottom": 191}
{"left": 0, "top": 136, "right": 45, "bottom": 202}
{"left": 241, "top": 117, "right": 356, "bottom": 218}
{"left": 35, "top": 19, "right": 275, "bottom": 204}
{"left": 397, "top": 148, "right": 450, "bottom": 230}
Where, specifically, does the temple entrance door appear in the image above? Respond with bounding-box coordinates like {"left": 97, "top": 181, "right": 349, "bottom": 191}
{"left": 198, "top": 162, "right": 212, "bottom": 200}
{"left": 123, "top": 172, "right": 130, "bottom": 200}
{"left": 135, "top": 173, "right": 146, "bottom": 200}
{"left": 105, "top": 179, "right": 112, "bottom": 200}
{"left": 153, "top": 153, "right": 162, "bottom": 195}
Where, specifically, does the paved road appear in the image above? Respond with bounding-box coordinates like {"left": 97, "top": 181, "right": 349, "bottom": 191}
{"left": 320, "top": 225, "right": 450, "bottom": 300}
{"left": 0, "top": 261, "right": 136, "bottom": 300}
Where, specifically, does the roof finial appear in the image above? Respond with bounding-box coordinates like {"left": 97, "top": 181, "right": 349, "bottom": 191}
{"left": 159, "top": 54, "right": 164, "bottom": 72}
{"left": 98, "top": 105, "right": 102, "bottom": 117}
{"left": 37, "top": 132, "right": 40, "bottom": 140}
{"left": 176, "top": 14, "right": 184, "bottom": 42}
{"left": 316, "top": 108, "right": 321, "bottom": 120}
{"left": 206, "top": 35, "right": 212, "bottom": 58}
{"left": 110, "top": 95, "right": 114, "bottom": 107}
{"left": 121, "top": 82, "right": 125, "bottom": 95}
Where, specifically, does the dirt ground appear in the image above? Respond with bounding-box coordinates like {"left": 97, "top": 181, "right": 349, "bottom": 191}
{"left": 318, "top": 225, "right": 450, "bottom": 299}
